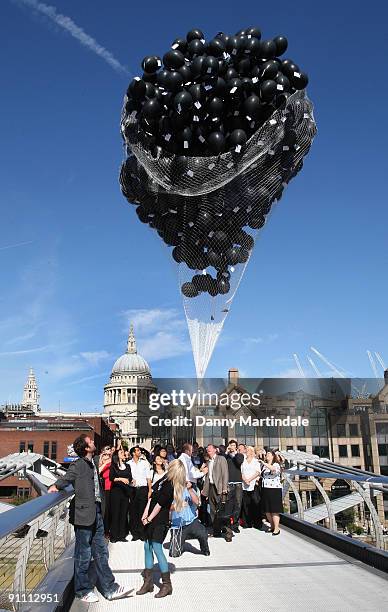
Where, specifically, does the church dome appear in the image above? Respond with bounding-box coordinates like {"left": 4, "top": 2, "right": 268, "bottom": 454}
{"left": 112, "top": 352, "right": 150, "bottom": 375}
{"left": 110, "top": 325, "right": 151, "bottom": 376}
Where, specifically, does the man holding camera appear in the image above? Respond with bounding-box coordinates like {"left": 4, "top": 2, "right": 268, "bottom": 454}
{"left": 225, "top": 440, "right": 245, "bottom": 534}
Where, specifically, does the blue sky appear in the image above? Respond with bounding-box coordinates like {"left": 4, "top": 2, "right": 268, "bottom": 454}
{"left": 0, "top": 0, "right": 387, "bottom": 412}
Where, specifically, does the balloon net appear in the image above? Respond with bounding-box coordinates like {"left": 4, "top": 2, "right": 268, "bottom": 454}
{"left": 120, "top": 90, "right": 316, "bottom": 378}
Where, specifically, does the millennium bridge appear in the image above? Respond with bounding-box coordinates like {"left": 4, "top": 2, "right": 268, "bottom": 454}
{"left": 0, "top": 450, "right": 387, "bottom": 612}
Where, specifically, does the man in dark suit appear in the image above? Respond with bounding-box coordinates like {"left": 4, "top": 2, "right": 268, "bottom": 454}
{"left": 48, "top": 434, "right": 133, "bottom": 603}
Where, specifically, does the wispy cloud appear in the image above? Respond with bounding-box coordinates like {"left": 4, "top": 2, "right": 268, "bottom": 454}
{"left": 0, "top": 345, "right": 53, "bottom": 356}
{"left": 65, "top": 372, "right": 107, "bottom": 387}
{"left": 122, "top": 308, "right": 190, "bottom": 362}
{"left": 16, "top": 0, "right": 129, "bottom": 75}
{"left": 79, "top": 350, "right": 111, "bottom": 366}
{"left": 242, "top": 333, "right": 279, "bottom": 349}
{"left": 0, "top": 240, "right": 34, "bottom": 251}
{"left": 5, "top": 328, "right": 39, "bottom": 345}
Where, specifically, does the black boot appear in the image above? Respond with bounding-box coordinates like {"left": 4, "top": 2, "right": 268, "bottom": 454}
{"left": 154, "top": 572, "right": 172, "bottom": 598}
{"left": 136, "top": 569, "right": 154, "bottom": 595}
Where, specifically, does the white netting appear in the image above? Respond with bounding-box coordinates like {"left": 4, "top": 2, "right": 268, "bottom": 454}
{"left": 120, "top": 90, "right": 317, "bottom": 378}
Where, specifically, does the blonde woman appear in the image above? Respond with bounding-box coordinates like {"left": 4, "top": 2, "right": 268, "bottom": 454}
{"left": 136, "top": 460, "right": 184, "bottom": 598}
{"left": 241, "top": 446, "right": 262, "bottom": 529}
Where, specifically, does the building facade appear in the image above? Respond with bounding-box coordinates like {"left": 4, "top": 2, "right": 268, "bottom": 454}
{"left": 103, "top": 325, "right": 156, "bottom": 448}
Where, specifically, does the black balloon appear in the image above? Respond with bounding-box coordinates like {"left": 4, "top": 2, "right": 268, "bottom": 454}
{"left": 207, "top": 38, "right": 225, "bottom": 57}
{"left": 174, "top": 90, "right": 193, "bottom": 111}
{"left": 181, "top": 282, "right": 199, "bottom": 297}
{"left": 188, "top": 39, "right": 205, "bottom": 57}
{"left": 207, "top": 131, "right": 225, "bottom": 154}
{"left": 259, "top": 40, "right": 277, "bottom": 59}
{"left": 165, "top": 70, "right": 184, "bottom": 92}
{"left": 207, "top": 96, "right": 223, "bottom": 116}
{"left": 142, "top": 98, "right": 162, "bottom": 119}
{"left": 260, "top": 79, "right": 277, "bottom": 102}
{"left": 229, "top": 129, "right": 247, "bottom": 148}
{"left": 260, "top": 60, "right": 279, "bottom": 80}
{"left": 163, "top": 49, "right": 185, "bottom": 69}
{"left": 218, "top": 278, "right": 230, "bottom": 294}
{"left": 246, "top": 26, "right": 262, "bottom": 39}
{"left": 127, "top": 78, "right": 147, "bottom": 100}
{"left": 187, "top": 29, "right": 205, "bottom": 42}
{"left": 172, "top": 37, "right": 187, "bottom": 53}
{"left": 292, "top": 71, "right": 309, "bottom": 89}
{"left": 179, "top": 64, "right": 192, "bottom": 84}
{"left": 273, "top": 36, "right": 288, "bottom": 56}
{"left": 243, "top": 94, "right": 262, "bottom": 118}
{"left": 142, "top": 56, "right": 161, "bottom": 73}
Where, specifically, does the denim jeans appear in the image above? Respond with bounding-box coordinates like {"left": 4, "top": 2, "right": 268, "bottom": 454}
{"left": 74, "top": 503, "right": 118, "bottom": 597}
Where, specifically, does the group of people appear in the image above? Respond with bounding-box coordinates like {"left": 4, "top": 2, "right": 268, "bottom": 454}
{"left": 49, "top": 435, "right": 284, "bottom": 603}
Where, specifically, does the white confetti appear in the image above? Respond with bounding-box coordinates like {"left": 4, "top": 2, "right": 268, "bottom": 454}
{"left": 207, "top": 67, "right": 212, "bottom": 73}
{"left": 193, "top": 115, "right": 199, "bottom": 122}
{"left": 204, "top": 85, "right": 212, "bottom": 91}
{"left": 250, "top": 121, "right": 255, "bottom": 128}
{"left": 235, "top": 144, "right": 242, "bottom": 153}
{"left": 194, "top": 101, "right": 202, "bottom": 109}
{"left": 134, "top": 76, "right": 140, "bottom": 81}
{"left": 233, "top": 206, "right": 239, "bottom": 212}
{"left": 252, "top": 77, "right": 259, "bottom": 83}
{"left": 294, "top": 71, "right": 301, "bottom": 78}
{"left": 157, "top": 59, "right": 162, "bottom": 66}
{"left": 246, "top": 115, "right": 252, "bottom": 121}
{"left": 171, "top": 43, "right": 179, "bottom": 49}
{"left": 234, "top": 110, "right": 239, "bottom": 116}
{"left": 188, "top": 221, "right": 194, "bottom": 227}
{"left": 187, "top": 170, "right": 194, "bottom": 177}
{"left": 232, "top": 49, "right": 237, "bottom": 55}
{"left": 283, "top": 145, "right": 289, "bottom": 151}
{"left": 198, "top": 135, "right": 205, "bottom": 143}
{"left": 164, "top": 133, "right": 171, "bottom": 141}
{"left": 208, "top": 163, "right": 215, "bottom": 170}
{"left": 230, "top": 266, "right": 235, "bottom": 272}
{"left": 184, "top": 141, "right": 189, "bottom": 149}
{"left": 277, "top": 84, "right": 284, "bottom": 91}
{"left": 230, "top": 86, "right": 237, "bottom": 94}
{"left": 227, "top": 161, "right": 234, "bottom": 168}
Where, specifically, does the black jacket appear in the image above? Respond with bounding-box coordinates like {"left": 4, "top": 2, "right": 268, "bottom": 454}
{"left": 109, "top": 462, "right": 132, "bottom": 496}
{"left": 54, "top": 456, "right": 105, "bottom": 526}
{"left": 226, "top": 452, "right": 244, "bottom": 483}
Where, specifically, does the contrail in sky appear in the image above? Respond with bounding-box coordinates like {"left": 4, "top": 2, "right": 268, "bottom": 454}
{"left": 16, "top": 0, "right": 129, "bottom": 75}
{"left": 0, "top": 240, "right": 34, "bottom": 251}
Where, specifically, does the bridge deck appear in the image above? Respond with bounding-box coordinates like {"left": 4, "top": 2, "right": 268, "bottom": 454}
{"left": 70, "top": 527, "right": 388, "bottom": 612}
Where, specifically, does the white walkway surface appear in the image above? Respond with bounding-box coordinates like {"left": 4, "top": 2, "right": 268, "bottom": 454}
{"left": 70, "top": 527, "right": 388, "bottom": 612}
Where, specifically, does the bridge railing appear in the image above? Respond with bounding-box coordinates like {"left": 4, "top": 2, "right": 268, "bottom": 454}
{"left": 0, "top": 489, "right": 74, "bottom": 611}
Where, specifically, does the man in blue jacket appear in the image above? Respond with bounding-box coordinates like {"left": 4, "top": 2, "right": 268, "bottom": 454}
{"left": 48, "top": 434, "right": 133, "bottom": 603}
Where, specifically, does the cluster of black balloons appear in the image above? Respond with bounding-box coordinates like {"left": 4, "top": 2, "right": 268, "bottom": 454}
{"left": 123, "top": 27, "right": 308, "bottom": 156}
{"left": 120, "top": 109, "right": 306, "bottom": 299}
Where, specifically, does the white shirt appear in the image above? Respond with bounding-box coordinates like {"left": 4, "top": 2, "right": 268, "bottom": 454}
{"left": 128, "top": 458, "right": 151, "bottom": 487}
{"left": 152, "top": 470, "right": 166, "bottom": 484}
{"left": 179, "top": 453, "right": 204, "bottom": 484}
{"left": 208, "top": 457, "right": 215, "bottom": 484}
{"left": 241, "top": 458, "right": 261, "bottom": 491}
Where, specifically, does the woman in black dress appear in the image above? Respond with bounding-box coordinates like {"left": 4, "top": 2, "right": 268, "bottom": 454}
{"left": 109, "top": 449, "right": 132, "bottom": 543}
{"left": 136, "top": 460, "right": 184, "bottom": 598}
{"left": 260, "top": 449, "right": 283, "bottom": 536}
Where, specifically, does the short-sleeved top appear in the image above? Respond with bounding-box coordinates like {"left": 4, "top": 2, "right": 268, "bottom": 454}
{"left": 261, "top": 463, "right": 282, "bottom": 488}
{"left": 241, "top": 458, "right": 261, "bottom": 491}
{"left": 149, "top": 476, "right": 174, "bottom": 526}
{"left": 171, "top": 487, "right": 197, "bottom": 527}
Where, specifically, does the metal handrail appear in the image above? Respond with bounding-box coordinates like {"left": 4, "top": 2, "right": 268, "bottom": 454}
{"left": 0, "top": 488, "right": 73, "bottom": 540}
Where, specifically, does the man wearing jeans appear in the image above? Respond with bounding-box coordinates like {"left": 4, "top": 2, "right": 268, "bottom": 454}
{"left": 48, "top": 434, "right": 133, "bottom": 603}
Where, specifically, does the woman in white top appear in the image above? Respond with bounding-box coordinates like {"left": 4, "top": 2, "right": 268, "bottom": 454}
{"left": 151, "top": 454, "right": 166, "bottom": 484}
{"left": 241, "top": 446, "right": 262, "bottom": 528}
{"left": 260, "top": 449, "right": 283, "bottom": 536}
